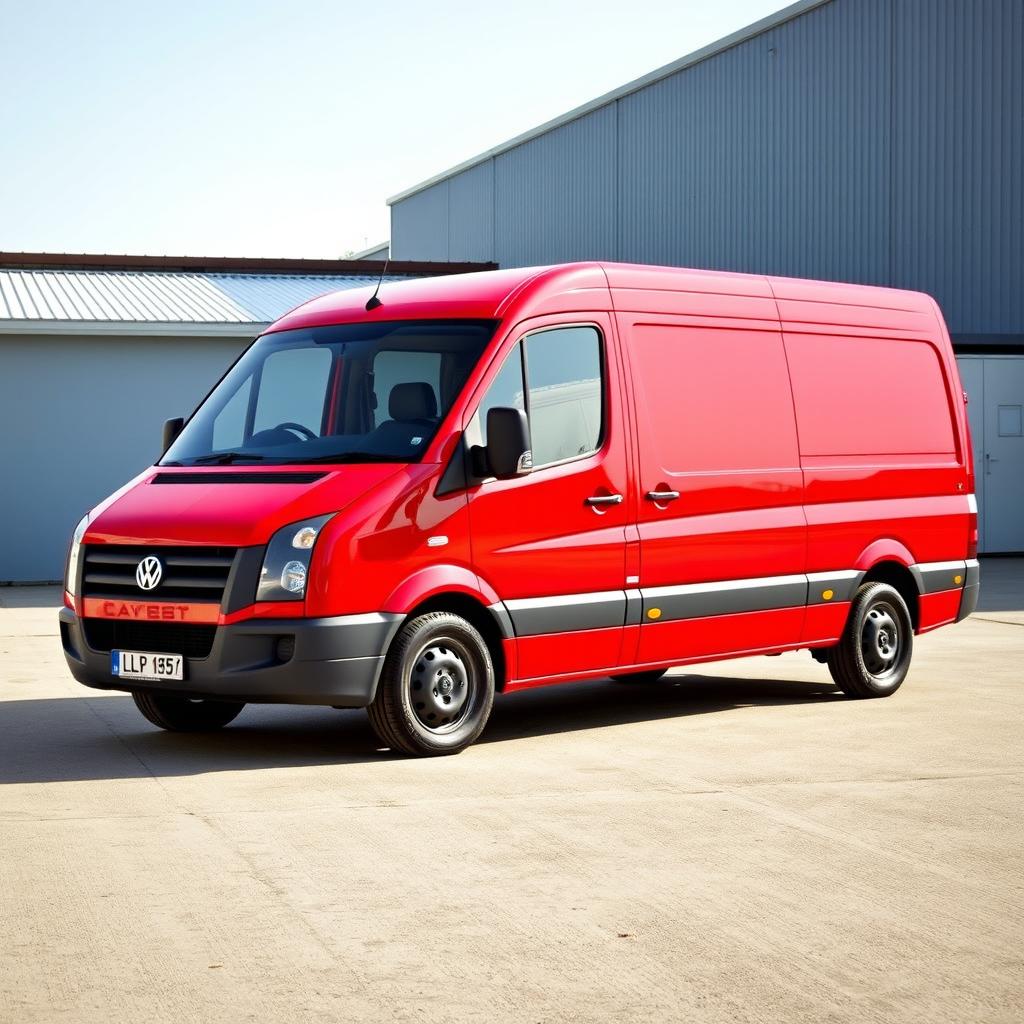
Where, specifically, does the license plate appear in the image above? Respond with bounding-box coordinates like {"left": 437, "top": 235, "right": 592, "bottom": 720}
{"left": 111, "top": 650, "right": 184, "bottom": 682}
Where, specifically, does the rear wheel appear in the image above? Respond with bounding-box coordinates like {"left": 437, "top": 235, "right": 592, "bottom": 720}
{"left": 367, "top": 612, "right": 495, "bottom": 756}
{"left": 132, "top": 692, "right": 245, "bottom": 731}
{"left": 610, "top": 668, "right": 669, "bottom": 684}
{"left": 826, "top": 582, "right": 913, "bottom": 699}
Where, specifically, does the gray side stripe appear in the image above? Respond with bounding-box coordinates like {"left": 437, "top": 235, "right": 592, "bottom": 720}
{"left": 807, "top": 570, "right": 863, "bottom": 604}
{"left": 505, "top": 590, "right": 626, "bottom": 636}
{"left": 492, "top": 560, "right": 969, "bottom": 638}
{"left": 625, "top": 589, "right": 643, "bottom": 627}
{"left": 642, "top": 575, "right": 807, "bottom": 621}
{"left": 487, "top": 602, "right": 515, "bottom": 641}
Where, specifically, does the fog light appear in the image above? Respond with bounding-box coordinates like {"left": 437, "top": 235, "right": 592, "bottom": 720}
{"left": 275, "top": 636, "right": 295, "bottom": 663}
{"left": 281, "top": 560, "right": 307, "bottom": 594}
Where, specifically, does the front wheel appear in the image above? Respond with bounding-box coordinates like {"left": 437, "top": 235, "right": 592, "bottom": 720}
{"left": 132, "top": 692, "right": 245, "bottom": 731}
{"left": 367, "top": 612, "right": 495, "bottom": 756}
{"left": 826, "top": 582, "right": 913, "bottom": 698}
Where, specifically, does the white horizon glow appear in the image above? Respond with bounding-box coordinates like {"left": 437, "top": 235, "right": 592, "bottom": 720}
{"left": 0, "top": 0, "right": 791, "bottom": 259}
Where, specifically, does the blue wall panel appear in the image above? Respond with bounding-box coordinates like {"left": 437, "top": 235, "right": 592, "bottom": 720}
{"left": 891, "top": 0, "right": 1024, "bottom": 335}
{"left": 390, "top": 0, "right": 1023, "bottom": 341}
{"left": 448, "top": 161, "right": 494, "bottom": 263}
{"left": 391, "top": 184, "right": 449, "bottom": 262}
{"left": 493, "top": 105, "right": 618, "bottom": 268}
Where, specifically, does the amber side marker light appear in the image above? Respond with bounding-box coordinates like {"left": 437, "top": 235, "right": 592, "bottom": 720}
{"left": 954, "top": 574, "right": 963, "bottom": 585}
{"left": 822, "top": 589, "right": 834, "bottom": 601}
{"left": 647, "top": 608, "right": 662, "bottom": 620}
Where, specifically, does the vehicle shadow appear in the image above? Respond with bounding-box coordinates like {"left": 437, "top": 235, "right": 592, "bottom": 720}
{"left": 0, "top": 674, "right": 842, "bottom": 784}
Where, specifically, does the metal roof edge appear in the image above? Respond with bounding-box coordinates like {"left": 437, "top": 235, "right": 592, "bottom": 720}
{"left": 349, "top": 241, "right": 390, "bottom": 259}
{"left": 386, "top": 0, "right": 831, "bottom": 205}
{"left": 0, "top": 320, "right": 267, "bottom": 338}
{"left": 0, "top": 252, "right": 495, "bottom": 275}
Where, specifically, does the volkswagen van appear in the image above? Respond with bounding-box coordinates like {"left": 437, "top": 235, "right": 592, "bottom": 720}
{"left": 60, "top": 263, "right": 979, "bottom": 755}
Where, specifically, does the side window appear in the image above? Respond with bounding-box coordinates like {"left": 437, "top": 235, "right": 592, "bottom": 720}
{"left": 211, "top": 375, "right": 252, "bottom": 451}
{"left": 373, "top": 350, "right": 442, "bottom": 427}
{"left": 476, "top": 344, "right": 526, "bottom": 446}
{"left": 524, "top": 326, "right": 603, "bottom": 467}
{"left": 252, "top": 346, "right": 332, "bottom": 435}
{"left": 470, "top": 326, "right": 605, "bottom": 469}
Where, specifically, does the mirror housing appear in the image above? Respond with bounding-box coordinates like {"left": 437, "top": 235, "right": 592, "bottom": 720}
{"left": 162, "top": 417, "right": 184, "bottom": 452}
{"left": 484, "top": 407, "right": 533, "bottom": 478}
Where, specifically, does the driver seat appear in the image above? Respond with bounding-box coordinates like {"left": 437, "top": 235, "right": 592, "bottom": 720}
{"left": 365, "top": 382, "right": 438, "bottom": 454}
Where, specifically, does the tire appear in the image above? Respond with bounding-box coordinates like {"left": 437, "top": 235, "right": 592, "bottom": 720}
{"left": 367, "top": 612, "right": 495, "bottom": 756}
{"left": 826, "top": 582, "right": 913, "bottom": 699}
{"left": 132, "top": 691, "right": 245, "bottom": 731}
{"left": 610, "top": 668, "right": 669, "bottom": 684}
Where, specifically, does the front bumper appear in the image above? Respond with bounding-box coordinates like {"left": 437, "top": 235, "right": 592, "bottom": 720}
{"left": 59, "top": 608, "right": 403, "bottom": 706}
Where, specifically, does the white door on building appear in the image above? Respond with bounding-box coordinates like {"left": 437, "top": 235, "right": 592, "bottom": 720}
{"left": 957, "top": 356, "right": 1024, "bottom": 553}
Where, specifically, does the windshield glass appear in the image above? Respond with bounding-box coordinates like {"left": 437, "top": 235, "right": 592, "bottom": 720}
{"left": 161, "top": 320, "right": 496, "bottom": 466}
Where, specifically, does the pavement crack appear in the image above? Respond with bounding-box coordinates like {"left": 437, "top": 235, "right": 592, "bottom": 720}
{"left": 971, "top": 614, "right": 1024, "bottom": 628}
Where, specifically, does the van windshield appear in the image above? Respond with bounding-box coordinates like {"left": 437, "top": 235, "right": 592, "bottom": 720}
{"left": 161, "top": 320, "right": 496, "bottom": 466}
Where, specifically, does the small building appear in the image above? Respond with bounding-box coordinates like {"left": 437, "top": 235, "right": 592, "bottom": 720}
{"left": 387, "top": 0, "right": 1024, "bottom": 552}
{"left": 0, "top": 252, "right": 492, "bottom": 582}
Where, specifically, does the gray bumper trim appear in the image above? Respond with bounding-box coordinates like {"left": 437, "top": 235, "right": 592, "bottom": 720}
{"left": 957, "top": 559, "right": 981, "bottom": 621}
{"left": 61, "top": 608, "right": 403, "bottom": 707}
{"left": 910, "top": 559, "right": 969, "bottom": 595}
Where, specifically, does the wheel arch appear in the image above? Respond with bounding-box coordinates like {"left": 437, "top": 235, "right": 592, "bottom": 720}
{"left": 382, "top": 567, "right": 511, "bottom": 690}
{"left": 403, "top": 593, "right": 510, "bottom": 692}
{"left": 857, "top": 557, "right": 921, "bottom": 631}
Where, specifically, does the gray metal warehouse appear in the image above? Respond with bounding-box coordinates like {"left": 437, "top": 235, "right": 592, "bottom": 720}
{"left": 0, "top": 253, "right": 490, "bottom": 582}
{"left": 387, "top": 0, "right": 1024, "bottom": 552}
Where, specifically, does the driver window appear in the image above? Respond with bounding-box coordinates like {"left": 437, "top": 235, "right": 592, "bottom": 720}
{"left": 252, "top": 346, "right": 332, "bottom": 436}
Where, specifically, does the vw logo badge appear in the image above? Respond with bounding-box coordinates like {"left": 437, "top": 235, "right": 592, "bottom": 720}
{"left": 136, "top": 555, "right": 163, "bottom": 591}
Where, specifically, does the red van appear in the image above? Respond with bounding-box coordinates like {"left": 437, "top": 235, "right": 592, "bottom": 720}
{"left": 60, "top": 263, "right": 979, "bottom": 755}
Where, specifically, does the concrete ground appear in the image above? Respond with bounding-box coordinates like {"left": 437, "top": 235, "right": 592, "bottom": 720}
{"left": 1, "top": 562, "right": 1022, "bottom": 1024}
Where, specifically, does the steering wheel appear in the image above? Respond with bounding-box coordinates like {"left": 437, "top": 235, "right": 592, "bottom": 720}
{"left": 276, "top": 421, "right": 316, "bottom": 441}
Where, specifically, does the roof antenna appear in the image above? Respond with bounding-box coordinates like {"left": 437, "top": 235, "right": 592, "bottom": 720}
{"left": 365, "top": 257, "right": 389, "bottom": 311}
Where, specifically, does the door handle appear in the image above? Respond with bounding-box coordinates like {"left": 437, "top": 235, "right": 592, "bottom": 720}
{"left": 645, "top": 489, "right": 680, "bottom": 502}
{"left": 586, "top": 493, "right": 624, "bottom": 506}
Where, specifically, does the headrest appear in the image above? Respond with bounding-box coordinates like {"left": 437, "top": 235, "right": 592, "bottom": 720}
{"left": 389, "top": 382, "right": 437, "bottom": 421}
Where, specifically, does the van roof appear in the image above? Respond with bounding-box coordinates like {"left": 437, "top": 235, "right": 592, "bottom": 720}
{"left": 265, "top": 262, "right": 937, "bottom": 334}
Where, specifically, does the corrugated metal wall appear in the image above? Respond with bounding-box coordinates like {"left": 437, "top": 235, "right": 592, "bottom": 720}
{"left": 0, "top": 334, "right": 248, "bottom": 581}
{"left": 390, "top": 0, "right": 1023, "bottom": 340}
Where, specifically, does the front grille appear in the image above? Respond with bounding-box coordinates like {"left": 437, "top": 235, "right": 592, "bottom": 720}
{"left": 82, "top": 545, "right": 235, "bottom": 603}
{"left": 83, "top": 619, "right": 217, "bottom": 659}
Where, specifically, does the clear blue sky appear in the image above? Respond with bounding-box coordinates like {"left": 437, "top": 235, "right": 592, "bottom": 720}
{"left": 0, "top": 0, "right": 789, "bottom": 258}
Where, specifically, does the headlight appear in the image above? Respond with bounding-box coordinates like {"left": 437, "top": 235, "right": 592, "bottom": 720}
{"left": 257, "top": 515, "right": 333, "bottom": 602}
{"left": 66, "top": 513, "right": 90, "bottom": 595}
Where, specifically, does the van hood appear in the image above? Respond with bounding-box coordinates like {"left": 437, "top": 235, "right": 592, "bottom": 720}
{"left": 85, "top": 464, "right": 407, "bottom": 547}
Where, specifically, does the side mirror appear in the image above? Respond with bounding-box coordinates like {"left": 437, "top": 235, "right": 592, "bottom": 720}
{"left": 485, "top": 407, "right": 533, "bottom": 478}
{"left": 162, "top": 417, "right": 184, "bottom": 451}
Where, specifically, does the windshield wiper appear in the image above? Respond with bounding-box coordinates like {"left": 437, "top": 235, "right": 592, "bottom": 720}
{"left": 190, "top": 452, "right": 268, "bottom": 465}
